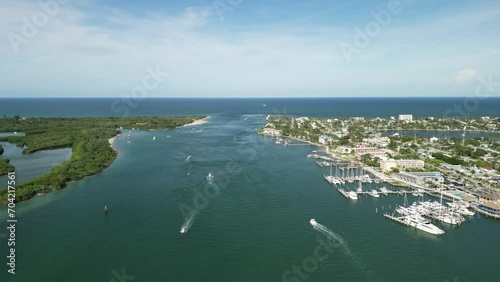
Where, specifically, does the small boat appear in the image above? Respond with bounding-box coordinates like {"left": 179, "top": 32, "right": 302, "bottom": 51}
{"left": 348, "top": 191, "right": 358, "bottom": 200}
{"left": 380, "top": 187, "right": 390, "bottom": 196}
{"left": 180, "top": 227, "right": 187, "bottom": 233}
{"left": 206, "top": 173, "right": 214, "bottom": 182}
{"left": 310, "top": 219, "right": 317, "bottom": 226}
{"left": 369, "top": 189, "right": 380, "bottom": 198}
{"left": 104, "top": 205, "right": 108, "bottom": 213}
{"left": 153, "top": 136, "right": 156, "bottom": 140}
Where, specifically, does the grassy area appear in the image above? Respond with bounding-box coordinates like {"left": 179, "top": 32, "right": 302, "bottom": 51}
{"left": 0, "top": 158, "right": 15, "bottom": 176}
{"left": 0, "top": 116, "right": 204, "bottom": 204}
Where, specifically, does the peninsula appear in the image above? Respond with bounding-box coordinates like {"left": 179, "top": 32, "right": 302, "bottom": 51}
{"left": 0, "top": 116, "right": 205, "bottom": 204}
{"left": 261, "top": 114, "right": 500, "bottom": 218}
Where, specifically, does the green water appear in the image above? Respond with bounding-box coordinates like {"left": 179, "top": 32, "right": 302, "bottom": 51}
{"left": 1, "top": 114, "right": 498, "bottom": 282}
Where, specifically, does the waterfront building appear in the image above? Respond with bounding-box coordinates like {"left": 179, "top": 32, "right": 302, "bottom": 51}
{"left": 478, "top": 193, "right": 500, "bottom": 217}
{"left": 354, "top": 147, "right": 387, "bottom": 158}
{"left": 397, "top": 171, "right": 441, "bottom": 185}
{"left": 318, "top": 135, "right": 334, "bottom": 145}
{"left": 262, "top": 128, "right": 282, "bottom": 136}
{"left": 381, "top": 159, "right": 425, "bottom": 172}
{"left": 399, "top": 114, "right": 413, "bottom": 122}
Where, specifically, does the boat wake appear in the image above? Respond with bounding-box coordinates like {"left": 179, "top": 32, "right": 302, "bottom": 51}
{"left": 310, "top": 219, "right": 365, "bottom": 270}
{"left": 180, "top": 212, "right": 196, "bottom": 234}
{"left": 311, "top": 220, "right": 353, "bottom": 257}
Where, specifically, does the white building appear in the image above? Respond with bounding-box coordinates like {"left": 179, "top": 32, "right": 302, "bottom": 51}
{"left": 318, "top": 135, "right": 334, "bottom": 145}
{"left": 262, "top": 128, "right": 282, "bottom": 136}
{"left": 399, "top": 114, "right": 413, "bottom": 122}
{"left": 380, "top": 159, "right": 424, "bottom": 172}
{"left": 362, "top": 136, "right": 390, "bottom": 147}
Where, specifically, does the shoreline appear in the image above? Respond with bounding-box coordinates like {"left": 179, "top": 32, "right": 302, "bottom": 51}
{"left": 181, "top": 116, "right": 210, "bottom": 127}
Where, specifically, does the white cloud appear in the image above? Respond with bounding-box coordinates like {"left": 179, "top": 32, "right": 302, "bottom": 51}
{"left": 1, "top": 1, "right": 500, "bottom": 97}
{"left": 453, "top": 68, "right": 479, "bottom": 84}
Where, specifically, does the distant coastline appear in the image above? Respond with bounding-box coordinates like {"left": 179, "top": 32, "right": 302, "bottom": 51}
{"left": 181, "top": 116, "right": 211, "bottom": 127}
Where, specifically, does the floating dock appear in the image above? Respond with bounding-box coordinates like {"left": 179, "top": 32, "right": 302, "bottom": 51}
{"left": 384, "top": 213, "right": 409, "bottom": 226}
{"left": 338, "top": 188, "right": 349, "bottom": 199}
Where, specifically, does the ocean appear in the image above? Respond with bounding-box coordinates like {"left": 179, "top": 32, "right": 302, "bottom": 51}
{"left": 0, "top": 98, "right": 499, "bottom": 282}
{"left": 1, "top": 97, "right": 500, "bottom": 118}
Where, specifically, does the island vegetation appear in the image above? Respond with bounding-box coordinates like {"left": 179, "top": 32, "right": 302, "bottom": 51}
{"left": 0, "top": 116, "right": 204, "bottom": 204}
{"left": 0, "top": 144, "right": 16, "bottom": 176}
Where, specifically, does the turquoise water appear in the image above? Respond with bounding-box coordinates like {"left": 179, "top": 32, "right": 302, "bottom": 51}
{"left": 0, "top": 114, "right": 498, "bottom": 282}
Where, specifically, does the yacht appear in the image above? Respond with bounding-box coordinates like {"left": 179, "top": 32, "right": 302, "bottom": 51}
{"left": 457, "top": 208, "right": 474, "bottom": 217}
{"left": 405, "top": 215, "right": 445, "bottom": 235}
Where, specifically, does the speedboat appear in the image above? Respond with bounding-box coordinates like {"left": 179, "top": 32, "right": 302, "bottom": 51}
{"left": 180, "top": 227, "right": 187, "bottom": 233}
{"left": 206, "top": 173, "right": 214, "bottom": 182}
{"left": 310, "top": 219, "right": 317, "bottom": 226}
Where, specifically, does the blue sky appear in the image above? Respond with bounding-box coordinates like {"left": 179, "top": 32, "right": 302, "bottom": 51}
{"left": 1, "top": 0, "right": 499, "bottom": 97}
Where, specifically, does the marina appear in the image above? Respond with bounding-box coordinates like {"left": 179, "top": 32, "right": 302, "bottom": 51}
{"left": 302, "top": 148, "right": 484, "bottom": 236}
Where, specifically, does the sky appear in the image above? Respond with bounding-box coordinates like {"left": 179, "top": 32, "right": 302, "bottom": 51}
{"left": 1, "top": 0, "right": 500, "bottom": 98}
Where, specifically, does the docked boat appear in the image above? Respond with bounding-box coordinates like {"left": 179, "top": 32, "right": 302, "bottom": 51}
{"left": 347, "top": 191, "right": 358, "bottom": 200}
{"left": 457, "top": 208, "right": 474, "bottom": 217}
{"left": 369, "top": 189, "right": 380, "bottom": 198}
{"left": 405, "top": 215, "right": 445, "bottom": 235}
{"left": 380, "top": 187, "right": 390, "bottom": 196}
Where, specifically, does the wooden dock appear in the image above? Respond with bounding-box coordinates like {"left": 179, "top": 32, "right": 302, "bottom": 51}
{"left": 384, "top": 213, "right": 409, "bottom": 226}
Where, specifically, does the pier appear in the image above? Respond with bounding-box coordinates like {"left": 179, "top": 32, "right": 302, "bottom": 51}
{"left": 384, "top": 213, "right": 410, "bottom": 226}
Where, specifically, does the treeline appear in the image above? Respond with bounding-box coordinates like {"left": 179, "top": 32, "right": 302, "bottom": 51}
{"left": 0, "top": 116, "right": 204, "bottom": 204}
{"left": 432, "top": 152, "right": 467, "bottom": 166}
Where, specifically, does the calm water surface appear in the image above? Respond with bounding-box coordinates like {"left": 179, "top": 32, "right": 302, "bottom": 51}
{"left": 0, "top": 114, "right": 498, "bottom": 282}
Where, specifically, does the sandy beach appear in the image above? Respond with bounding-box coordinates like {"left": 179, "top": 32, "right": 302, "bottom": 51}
{"left": 108, "top": 135, "right": 117, "bottom": 147}
{"left": 181, "top": 116, "right": 210, "bottom": 127}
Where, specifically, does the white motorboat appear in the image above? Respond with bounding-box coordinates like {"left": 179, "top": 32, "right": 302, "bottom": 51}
{"left": 406, "top": 215, "right": 445, "bottom": 235}
{"left": 380, "top": 187, "right": 390, "bottom": 196}
{"left": 348, "top": 191, "right": 358, "bottom": 200}
{"left": 369, "top": 189, "right": 380, "bottom": 198}
{"left": 180, "top": 227, "right": 187, "bottom": 233}
{"left": 206, "top": 173, "right": 214, "bottom": 182}
{"left": 310, "top": 219, "right": 317, "bottom": 226}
